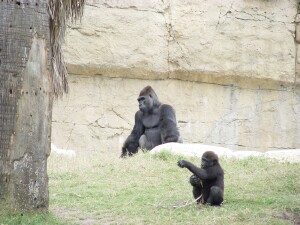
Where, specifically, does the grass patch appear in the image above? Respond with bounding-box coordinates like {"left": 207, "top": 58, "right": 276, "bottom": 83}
{"left": 0, "top": 212, "right": 64, "bottom": 225}
{"left": 2, "top": 151, "right": 299, "bottom": 224}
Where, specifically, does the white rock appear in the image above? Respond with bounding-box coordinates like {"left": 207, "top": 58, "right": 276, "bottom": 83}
{"left": 150, "top": 143, "right": 300, "bottom": 163}
{"left": 51, "top": 143, "right": 76, "bottom": 158}
{"left": 150, "top": 143, "right": 233, "bottom": 157}
{"left": 264, "top": 150, "right": 300, "bottom": 163}
{"left": 227, "top": 151, "right": 264, "bottom": 159}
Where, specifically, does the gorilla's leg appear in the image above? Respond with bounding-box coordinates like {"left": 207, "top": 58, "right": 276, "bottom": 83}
{"left": 139, "top": 135, "right": 153, "bottom": 150}
{"left": 139, "top": 128, "right": 162, "bottom": 150}
{"left": 207, "top": 186, "right": 223, "bottom": 206}
{"left": 190, "top": 175, "right": 203, "bottom": 203}
{"left": 178, "top": 136, "right": 183, "bottom": 143}
{"left": 192, "top": 187, "right": 203, "bottom": 203}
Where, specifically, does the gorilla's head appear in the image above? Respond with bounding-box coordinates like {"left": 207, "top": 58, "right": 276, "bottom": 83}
{"left": 201, "top": 151, "right": 219, "bottom": 169}
{"left": 137, "top": 86, "right": 160, "bottom": 113}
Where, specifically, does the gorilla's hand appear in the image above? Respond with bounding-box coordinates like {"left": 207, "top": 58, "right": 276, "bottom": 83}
{"left": 177, "top": 160, "right": 187, "bottom": 168}
{"left": 120, "top": 142, "right": 136, "bottom": 158}
{"left": 190, "top": 175, "right": 202, "bottom": 187}
{"left": 120, "top": 146, "right": 127, "bottom": 158}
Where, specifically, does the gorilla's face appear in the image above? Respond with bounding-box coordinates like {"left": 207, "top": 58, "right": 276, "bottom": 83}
{"left": 201, "top": 157, "right": 215, "bottom": 169}
{"left": 138, "top": 95, "right": 153, "bottom": 113}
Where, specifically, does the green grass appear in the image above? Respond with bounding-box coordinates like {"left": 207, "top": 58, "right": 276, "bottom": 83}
{"left": 1, "top": 151, "right": 299, "bottom": 224}
{"left": 0, "top": 212, "right": 64, "bottom": 225}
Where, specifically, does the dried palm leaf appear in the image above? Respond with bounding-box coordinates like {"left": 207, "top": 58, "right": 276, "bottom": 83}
{"left": 48, "top": 0, "right": 85, "bottom": 97}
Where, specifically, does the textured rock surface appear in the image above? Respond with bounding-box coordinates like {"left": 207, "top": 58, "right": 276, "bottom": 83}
{"left": 52, "top": 0, "right": 300, "bottom": 154}
{"left": 63, "top": 0, "right": 297, "bottom": 84}
{"left": 52, "top": 76, "right": 300, "bottom": 153}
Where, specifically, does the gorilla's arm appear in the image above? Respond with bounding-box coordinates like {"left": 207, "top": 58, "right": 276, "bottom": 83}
{"left": 121, "top": 111, "right": 145, "bottom": 157}
{"left": 177, "top": 160, "right": 218, "bottom": 180}
{"left": 160, "top": 104, "right": 181, "bottom": 143}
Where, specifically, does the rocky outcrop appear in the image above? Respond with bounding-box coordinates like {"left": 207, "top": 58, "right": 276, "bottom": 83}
{"left": 52, "top": 0, "right": 300, "bottom": 153}
{"left": 63, "top": 0, "right": 297, "bottom": 84}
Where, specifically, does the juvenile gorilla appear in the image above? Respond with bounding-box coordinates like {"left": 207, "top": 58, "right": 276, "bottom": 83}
{"left": 121, "top": 86, "right": 181, "bottom": 157}
{"left": 177, "top": 151, "right": 224, "bottom": 206}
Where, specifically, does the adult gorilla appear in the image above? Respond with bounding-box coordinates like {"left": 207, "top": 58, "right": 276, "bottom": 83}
{"left": 177, "top": 151, "right": 224, "bottom": 206}
{"left": 121, "top": 86, "right": 182, "bottom": 157}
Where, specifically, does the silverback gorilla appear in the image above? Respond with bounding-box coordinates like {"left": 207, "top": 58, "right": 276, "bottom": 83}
{"left": 121, "top": 86, "right": 182, "bottom": 157}
{"left": 177, "top": 151, "right": 224, "bottom": 206}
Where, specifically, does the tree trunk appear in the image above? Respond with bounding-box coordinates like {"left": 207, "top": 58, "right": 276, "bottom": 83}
{"left": 0, "top": 0, "right": 52, "bottom": 213}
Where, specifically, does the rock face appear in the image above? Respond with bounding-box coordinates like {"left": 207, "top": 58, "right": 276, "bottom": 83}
{"left": 63, "top": 0, "right": 297, "bottom": 83}
{"left": 52, "top": 0, "right": 300, "bottom": 153}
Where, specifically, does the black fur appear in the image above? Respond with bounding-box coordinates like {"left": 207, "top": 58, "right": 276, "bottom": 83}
{"left": 121, "top": 86, "right": 181, "bottom": 157}
{"left": 177, "top": 151, "right": 224, "bottom": 206}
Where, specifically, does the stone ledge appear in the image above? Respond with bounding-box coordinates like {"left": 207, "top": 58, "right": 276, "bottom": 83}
{"left": 66, "top": 64, "right": 300, "bottom": 88}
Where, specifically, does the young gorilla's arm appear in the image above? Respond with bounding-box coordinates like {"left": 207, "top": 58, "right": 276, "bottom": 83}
{"left": 177, "top": 160, "right": 218, "bottom": 180}
{"left": 190, "top": 174, "right": 202, "bottom": 187}
{"left": 121, "top": 111, "right": 145, "bottom": 157}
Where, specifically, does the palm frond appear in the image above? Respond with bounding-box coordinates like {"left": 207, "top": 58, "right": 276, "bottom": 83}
{"left": 48, "top": 0, "right": 85, "bottom": 97}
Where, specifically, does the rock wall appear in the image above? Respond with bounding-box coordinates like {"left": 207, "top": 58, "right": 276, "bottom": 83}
{"left": 52, "top": 0, "right": 300, "bottom": 153}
